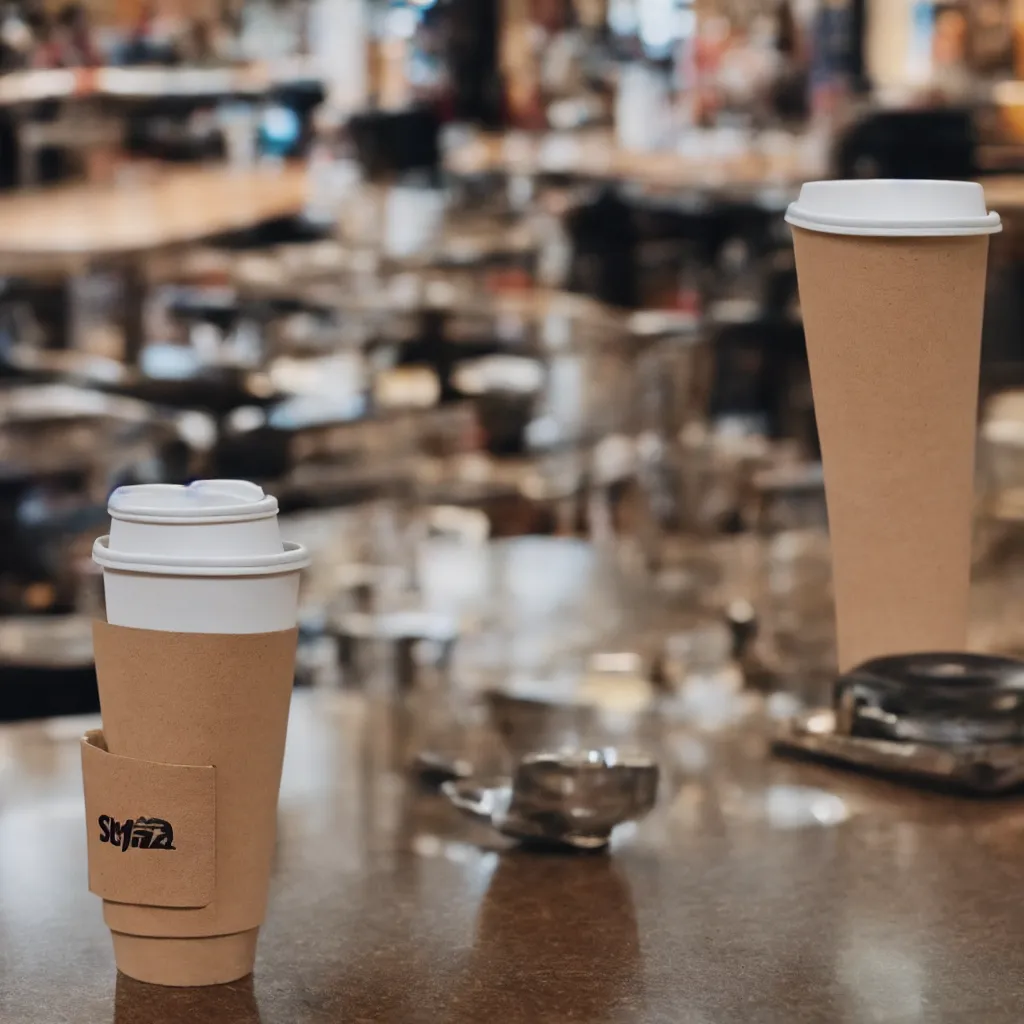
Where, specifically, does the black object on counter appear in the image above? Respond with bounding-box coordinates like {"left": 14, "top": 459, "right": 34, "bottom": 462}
{"left": 776, "top": 651, "right": 1024, "bottom": 794}
{"left": 835, "top": 652, "right": 1024, "bottom": 746}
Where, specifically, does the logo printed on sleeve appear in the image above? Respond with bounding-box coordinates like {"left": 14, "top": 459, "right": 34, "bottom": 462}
{"left": 98, "top": 815, "right": 176, "bottom": 852}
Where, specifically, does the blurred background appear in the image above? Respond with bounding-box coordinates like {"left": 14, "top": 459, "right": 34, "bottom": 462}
{"left": 1, "top": 0, "right": 1024, "bottom": 724}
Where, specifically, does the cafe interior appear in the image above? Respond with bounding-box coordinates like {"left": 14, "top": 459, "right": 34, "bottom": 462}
{"left": 7, "top": 0, "right": 1024, "bottom": 1020}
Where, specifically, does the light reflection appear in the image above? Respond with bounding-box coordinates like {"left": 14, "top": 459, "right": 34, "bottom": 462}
{"left": 715, "top": 784, "right": 851, "bottom": 831}
{"left": 412, "top": 833, "right": 499, "bottom": 874}
{"left": 763, "top": 785, "right": 850, "bottom": 830}
{"left": 608, "top": 820, "right": 638, "bottom": 847}
{"left": 838, "top": 927, "right": 924, "bottom": 1020}
{"left": 804, "top": 709, "right": 837, "bottom": 735}
{"left": 0, "top": 802, "right": 87, "bottom": 926}
{"left": 765, "top": 690, "right": 803, "bottom": 722}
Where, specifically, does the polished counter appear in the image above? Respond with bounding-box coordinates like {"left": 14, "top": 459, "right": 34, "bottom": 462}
{"left": 445, "top": 129, "right": 823, "bottom": 194}
{"left": 0, "top": 62, "right": 320, "bottom": 107}
{"left": 3, "top": 154, "right": 1024, "bottom": 280}
{"left": 0, "top": 164, "right": 310, "bottom": 265}
{"left": 3, "top": 688, "right": 1024, "bottom": 1022}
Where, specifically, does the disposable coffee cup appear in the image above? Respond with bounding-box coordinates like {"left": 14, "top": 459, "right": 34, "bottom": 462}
{"left": 83, "top": 480, "right": 308, "bottom": 986}
{"left": 787, "top": 180, "right": 1000, "bottom": 671}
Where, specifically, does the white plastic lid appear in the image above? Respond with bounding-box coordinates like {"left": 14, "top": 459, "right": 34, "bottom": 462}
{"left": 108, "top": 480, "right": 278, "bottom": 524}
{"left": 786, "top": 179, "right": 1001, "bottom": 237}
{"left": 95, "top": 480, "right": 309, "bottom": 577}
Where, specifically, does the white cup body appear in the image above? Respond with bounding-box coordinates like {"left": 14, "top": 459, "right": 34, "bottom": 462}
{"left": 102, "top": 571, "right": 301, "bottom": 634}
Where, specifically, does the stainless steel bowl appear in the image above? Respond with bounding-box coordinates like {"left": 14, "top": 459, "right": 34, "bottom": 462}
{"left": 443, "top": 748, "right": 659, "bottom": 850}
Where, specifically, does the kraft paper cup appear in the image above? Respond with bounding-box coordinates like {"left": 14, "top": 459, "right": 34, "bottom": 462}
{"left": 787, "top": 180, "right": 999, "bottom": 671}
{"left": 87, "top": 481, "right": 308, "bottom": 986}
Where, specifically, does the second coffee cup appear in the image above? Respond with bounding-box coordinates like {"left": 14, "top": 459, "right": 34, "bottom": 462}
{"left": 788, "top": 180, "right": 1000, "bottom": 671}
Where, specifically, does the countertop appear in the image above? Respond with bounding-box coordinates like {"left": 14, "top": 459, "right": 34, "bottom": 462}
{"left": 0, "top": 164, "right": 309, "bottom": 263}
{"left": 447, "top": 134, "right": 1024, "bottom": 219}
{"left": 444, "top": 129, "right": 823, "bottom": 195}
{"left": 0, "top": 63, "right": 322, "bottom": 107}
{"left": 3, "top": 689, "right": 1024, "bottom": 1023}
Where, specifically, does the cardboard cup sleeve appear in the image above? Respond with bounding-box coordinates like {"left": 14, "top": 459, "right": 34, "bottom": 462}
{"left": 82, "top": 622, "right": 298, "bottom": 987}
{"left": 82, "top": 733, "right": 216, "bottom": 907}
{"left": 793, "top": 229, "right": 990, "bottom": 671}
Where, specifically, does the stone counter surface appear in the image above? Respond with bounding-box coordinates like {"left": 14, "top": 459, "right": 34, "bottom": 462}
{"left": 2, "top": 691, "right": 1024, "bottom": 1023}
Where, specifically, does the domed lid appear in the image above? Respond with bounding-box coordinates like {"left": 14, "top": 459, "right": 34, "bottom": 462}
{"left": 108, "top": 480, "right": 277, "bottom": 523}
{"left": 786, "top": 179, "right": 1001, "bottom": 238}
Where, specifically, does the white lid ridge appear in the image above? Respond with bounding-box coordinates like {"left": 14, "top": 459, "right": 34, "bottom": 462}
{"left": 108, "top": 480, "right": 278, "bottom": 523}
{"left": 786, "top": 179, "right": 1001, "bottom": 238}
{"left": 92, "top": 538, "right": 310, "bottom": 576}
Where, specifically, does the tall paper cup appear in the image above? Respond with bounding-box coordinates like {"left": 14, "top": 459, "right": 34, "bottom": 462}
{"left": 787, "top": 180, "right": 1000, "bottom": 670}
{"left": 85, "top": 480, "right": 308, "bottom": 986}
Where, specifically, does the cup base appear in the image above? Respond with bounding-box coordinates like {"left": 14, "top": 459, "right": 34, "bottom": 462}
{"left": 111, "top": 928, "right": 259, "bottom": 987}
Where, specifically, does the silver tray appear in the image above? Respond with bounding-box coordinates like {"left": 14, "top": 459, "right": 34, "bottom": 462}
{"left": 775, "top": 708, "right": 1024, "bottom": 795}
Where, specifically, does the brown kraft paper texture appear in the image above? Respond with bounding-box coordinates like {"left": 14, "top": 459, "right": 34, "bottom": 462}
{"left": 91, "top": 622, "right": 298, "bottom": 940}
{"left": 82, "top": 730, "right": 215, "bottom": 908}
{"left": 792, "top": 229, "right": 989, "bottom": 671}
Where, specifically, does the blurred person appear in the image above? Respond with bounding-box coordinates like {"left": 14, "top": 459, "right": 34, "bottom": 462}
{"left": 0, "top": 3, "right": 38, "bottom": 191}
{"left": 533, "top": 0, "right": 570, "bottom": 33}
{"left": 693, "top": 13, "right": 730, "bottom": 124}
{"left": 715, "top": 17, "right": 779, "bottom": 121}
{"left": 435, "top": 0, "right": 500, "bottom": 125}
{"left": 0, "top": 3, "right": 37, "bottom": 71}
{"left": 28, "top": 11, "right": 60, "bottom": 68}
{"left": 929, "top": 4, "right": 972, "bottom": 101}
{"left": 116, "top": 0, "right": 176, "bottom": 65}
{"left": 536, "top": 0, "right": 585, "bottom": 97}
{"left": 502, "top": 0, "right": 546, "bottom": 127}
{"left": 407, "top": 13, "right": 456, "bottom": 118}
{"left": 177, "top": 18, "right": 226, "bottom": 66}
{"left": 506, "top": 0, "right": 585, "bottom": 125}
{"left": 808, "top": 0, "right": 855, "bottom": 122}
{"left": 51, "top": 2, "right": 100, "bottom": 67}
{"left": 776, "top": 0, "right": 801, "bottom": 58}
{"left": 771, "top": 0, "right": 810, "bottom": 122}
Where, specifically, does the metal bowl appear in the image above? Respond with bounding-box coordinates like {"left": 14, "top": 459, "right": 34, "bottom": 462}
{"left": 443, "top": 748, "right": 659, "bottom": 850}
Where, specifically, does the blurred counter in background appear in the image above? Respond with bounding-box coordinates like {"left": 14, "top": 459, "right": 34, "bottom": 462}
{"left": 0, "top": 61, "right": 324, "bottom": 107}
{"left": 0, "top": 163, "right": 311, "bottom": 265}
{"left": 445, "top": 126, "right": 828, "bottom": 194}
{"left": 4, "top": 97, "right": 1024, "bottom": 721}
{"left": 7, "top": 1, "right": 1024, "bottom": 769}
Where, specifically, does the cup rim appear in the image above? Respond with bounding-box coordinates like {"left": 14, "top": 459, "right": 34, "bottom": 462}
{"left": 787, "top": 213, "right": 1002, "bottom": 238}
{"left": 93, "top": 537, "right": 310, "bottom": 577}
